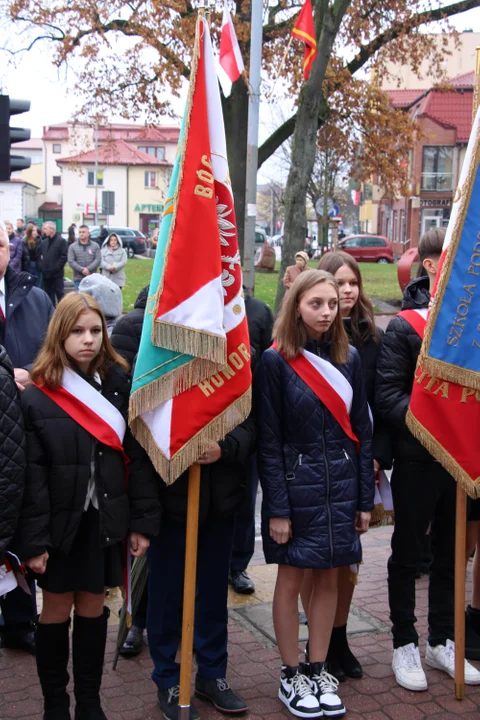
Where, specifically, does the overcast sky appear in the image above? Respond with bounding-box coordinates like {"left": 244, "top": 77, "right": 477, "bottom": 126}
{"left": 1, "top": 5, "right": 479, "bottom": 186}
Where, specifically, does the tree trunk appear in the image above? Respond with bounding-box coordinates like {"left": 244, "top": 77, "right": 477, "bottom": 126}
{"left": 223, "top": 81, "right": 249, "bottom": 262}
{"left": 274, "top": 0, "right": 351, "bottom": 312}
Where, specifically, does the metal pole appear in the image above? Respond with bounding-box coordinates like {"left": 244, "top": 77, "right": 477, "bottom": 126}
{"left": 243, "top": 0, "right": 263, "bottom": 295}
{"left": 94, "top": 124, "right": 99, "bottom": 226}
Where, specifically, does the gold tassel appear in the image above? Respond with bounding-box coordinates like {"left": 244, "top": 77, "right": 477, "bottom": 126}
{"left": 151, "top": 321, "right": 227, "bottom": 365}
{"left": 130, "top": 388, "right": 252, "bottom": 485}
{"left": 406, "top": 408, "right": 480, "bottom": 499}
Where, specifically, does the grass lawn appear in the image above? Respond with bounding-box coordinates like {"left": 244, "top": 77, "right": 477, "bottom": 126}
{"left": 66, "top": 257, "right": 402, "bottom": 315}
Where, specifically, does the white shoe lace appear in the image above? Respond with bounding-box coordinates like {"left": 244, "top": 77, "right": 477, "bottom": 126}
{"left": 444, "top": 640, "right": 455, "bottom": 667}
{"left": 167, "top": 685, "right": 180, "bottom": 704}
{"left": 216, "top": 679, "right": 230, "bottom": 691}
{"left": 401, "top": 645, "right": 422, "bottom": 670}
{"left": 311, "top": 668, "right": 339, "bottom": 695}
{"left": 292, "top": 672, "right": 316, "bottom": 699}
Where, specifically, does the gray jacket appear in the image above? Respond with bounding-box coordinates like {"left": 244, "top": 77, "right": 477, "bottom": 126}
{"left": 100, "top": 236, "right": 127, "bottom": 287}
{"left": 67, "top": 239, "right": 101, "bottom": 282}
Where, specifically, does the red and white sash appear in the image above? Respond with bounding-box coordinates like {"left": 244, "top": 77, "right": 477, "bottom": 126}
{"left": 397, "top": 308, "right": 428, "bottom": 339}
{"left": 34, "top": 368, "right": 132, "bottom": 612}
{"left": 274, "top": 344, "right": 360, "bottom": 451}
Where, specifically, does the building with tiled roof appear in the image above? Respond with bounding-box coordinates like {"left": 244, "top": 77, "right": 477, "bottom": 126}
{"left": 37, "top": 121, "right": 180, "bottom": 231}
{"left": 359, "top": 70, "right": 474, "bottom": 251}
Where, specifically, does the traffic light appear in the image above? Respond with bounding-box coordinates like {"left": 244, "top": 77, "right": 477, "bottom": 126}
{"left": 0, "top": 95, "right": 31, "bottom": 182}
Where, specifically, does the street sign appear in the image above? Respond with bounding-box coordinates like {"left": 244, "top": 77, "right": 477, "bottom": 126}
{"left": 329, "top": 204, "right": 340, "bottom": 218}
{"left": 315, "top": 196, "right": 334, "bottom": 217}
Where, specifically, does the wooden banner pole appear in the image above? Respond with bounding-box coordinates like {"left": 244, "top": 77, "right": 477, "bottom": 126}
{"left": 454, "top": 483, "right": 467, "bottom": 700}
{"left": 178, "top": 463, "right": 201, "bottom": 720}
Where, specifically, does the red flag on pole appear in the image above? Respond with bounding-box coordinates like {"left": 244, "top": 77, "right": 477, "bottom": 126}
{"left": 292, "top": 0, "right": 317, "bottom": 80}
{"left": 219, "top": 0, "right": 245, "bottom": 95}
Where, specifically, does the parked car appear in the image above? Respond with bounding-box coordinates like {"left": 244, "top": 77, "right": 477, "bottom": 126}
{"left": 88, "top": 226, "right": 147, "bottom": 258}
{"left": 336, "top": 234, "right": 393, "bottom": 263}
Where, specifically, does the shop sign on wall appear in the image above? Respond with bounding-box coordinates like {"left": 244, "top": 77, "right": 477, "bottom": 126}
{"left": 134, "top": 203, "right": 164, "bottom": 212}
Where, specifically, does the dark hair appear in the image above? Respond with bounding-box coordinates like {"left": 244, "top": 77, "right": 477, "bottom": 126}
{"left": 418, "top": 227, "right": 445, "bottom": 263}
{"left": 79, "top": 224, "right": 89, "bottom": 231}
{"left": 274, "top": 269, "right": 350, "bottom": 364}
{"left": 317, "top": 251, "right": 377, "bottom": 345}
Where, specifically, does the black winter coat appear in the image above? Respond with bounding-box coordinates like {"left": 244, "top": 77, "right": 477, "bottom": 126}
{"left": 245, "top": 293, "right": 273, "bottom": 359}
{"left": 375, "top": 276, "right": 433, "bottom": 464}
{"left": 0, "top": 347, "right": 25, "bottom": 565}
{"left": 344, "top": 319, "right": 392, "bottom": 469}
{"left": 0, "top": 266, "right": 54, "bottom": 370}
{"left": 258, "top": 343, "right": 375, "bottom": 569}
{"left": 110, "top": 286, "right": 148, "bottom": 369}
{"left": 14, "top": 364, "right": 161, "bottom": 561}
{"left": 38, "top": 233, "right": 67, "bottom": 279}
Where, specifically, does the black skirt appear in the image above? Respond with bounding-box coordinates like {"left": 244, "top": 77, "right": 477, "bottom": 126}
{"left": 38, "top": 505, "right": 124, "bottom": 594}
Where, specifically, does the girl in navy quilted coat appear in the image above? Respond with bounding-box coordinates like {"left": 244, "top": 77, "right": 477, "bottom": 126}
{"left": 257, "top": 270, "right": 374, "bottom": 719}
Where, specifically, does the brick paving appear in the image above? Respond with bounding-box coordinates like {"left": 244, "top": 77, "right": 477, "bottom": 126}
{"left": 0, "top": 526, "right": 479, "bottom": 719}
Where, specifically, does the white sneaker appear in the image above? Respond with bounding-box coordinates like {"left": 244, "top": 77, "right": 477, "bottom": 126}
{"left": 279, "top": 667, "right": 323, "bottom": 718}
{"left": 426, "top": 639, "right": 480, "bottom": 684}
{"left": 309, "top": 664, "right": 345, "bottom": 717}
{"left": 392, "top": 643, "right": 428, "bottom": 691}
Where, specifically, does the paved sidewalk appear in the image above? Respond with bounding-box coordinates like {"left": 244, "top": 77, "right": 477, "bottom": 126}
{"left": 0, "top": 526, "right": 478, "bottom": 719}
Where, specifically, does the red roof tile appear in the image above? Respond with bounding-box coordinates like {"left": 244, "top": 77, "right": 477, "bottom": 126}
{"left": 38, "top": 202, "right": 62, "bottom": 212}
{"left": 56, "top": 139, "right": 170, "bottom": 166}
{"left": 419, "top": 90, "right": 473, "bottom": 142}
{"left": 43, "top": 122, "right": 180, "bottom": 144}
{"left": 449, "top": 71, "right": 474, "bottom": 88}
{"left": 385, "top": 89, "right": 426, "bottom": 108}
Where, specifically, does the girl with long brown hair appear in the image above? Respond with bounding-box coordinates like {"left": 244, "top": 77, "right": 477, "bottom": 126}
{"left": 302, "top": 251, "right": 391, "bottom": 681}
{"left": 257, "top": 270, "right": 374, "bottom": 719}
{"left": 15, "top": 293, "right": 161, "bottom": 720}
{"left": 24, "top": 222, "right": 42, "bottom": 286}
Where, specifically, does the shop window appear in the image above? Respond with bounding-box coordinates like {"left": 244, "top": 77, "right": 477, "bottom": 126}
{"left": 421, "top": 146, "right": 454, "bottom": 191}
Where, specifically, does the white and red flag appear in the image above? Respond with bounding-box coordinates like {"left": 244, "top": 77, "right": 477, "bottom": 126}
{"left": 406, "top": 106, "right": 480, "bottom": 497}
{"left": 218, "top": 0, "right": 245, "bottom": 97}
{"left": 129, "top": 14, "right": 251, "bottom": 485}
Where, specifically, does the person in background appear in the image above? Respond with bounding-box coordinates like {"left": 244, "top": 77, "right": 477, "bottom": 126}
{"left": 375, "top": 227, "right": 480, "bottom": 691}
{"left": 0, "top": 344, "right": 26, "bottom": 572}
{"left": 258, "top": 270, "right": 374, "bottom": 719}
{"left": 15, "top": 292, "right": 161, "bottom": 720}
{"left": 0, "top": 221, "right": 54, "bottom": 655}
{"left": 68, "top": 225, "right": 101, "bottom": 291}
{"left": 39, "top": 221, "right": 68, "bottom": 306}
{"left": 4, "top": 221, "right": 23, "bottom": 274}
{"left": 16, "top": 219, "right": 25, "bottom": 238}
{"left": 229, "top": 289, "right": 273, "bottom": 595}
{"left": 23, "top": 223, "right": 43, "bottom": 287}
{"left": 79, "top": 274, "right": 123, "bottom": 336}
{"left": 98, "top": 225, "right": 109, "bottom": 243}
{"left": 68, "top": 223, "right": 77, "bottom": 246}
{"left": 283, "top": 251, "right": 309, "bottom": 291}
{"left": 308, "top": 251, "right": 391, "bottom": 682}
{"left": 100, "top": 233, "right": 127, "bottom": 289}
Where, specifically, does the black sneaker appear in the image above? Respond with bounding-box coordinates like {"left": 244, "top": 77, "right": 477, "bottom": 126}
{"left": 157, "top": 686, "right": 200, "bottom": 720}
{"left": 119, "top": 625, "right": 144, "bottom": 657}
{"left": 195, "top": 676, "right": 247, "bottom": 714}
{"left": 229, "top": 570, "right": 255, "bottom": 594}
{"left": 307, "top": 662, "right": 345, "bottom": 717}
{"left": 278, "top": 665, "right": 322, "bottom": 718}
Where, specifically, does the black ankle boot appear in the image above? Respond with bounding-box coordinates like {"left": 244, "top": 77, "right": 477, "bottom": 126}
{"left": 73, "top": 607, "right": 109, "bottom": 720}
{"left": 328, "top": 625, "right": 362, "bottom": 680}
{"left": 36, "top": 619, "right": 71, "bottom": 720}
{"left": 466, "top": 606, "right": 480, "bottom": 661}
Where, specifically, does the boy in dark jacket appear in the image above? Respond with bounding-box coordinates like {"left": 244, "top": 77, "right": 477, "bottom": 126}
{"left": 375, "top": 228, "right": 480, "bottom": 691}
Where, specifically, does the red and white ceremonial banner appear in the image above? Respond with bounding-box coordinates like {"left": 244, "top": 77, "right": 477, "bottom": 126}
{"left": 218, "top": 0, "right": 245, "bottom": 97}
{"left": 407, "top": 107, "right": 480, "bottom": 497}
{"left": 130, "top": 15, "right": 251, "bottom": 485}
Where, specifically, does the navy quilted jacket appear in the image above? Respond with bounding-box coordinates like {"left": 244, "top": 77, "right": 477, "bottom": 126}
{"left": 257, "top": 341, "right": 374, "bottom": 569}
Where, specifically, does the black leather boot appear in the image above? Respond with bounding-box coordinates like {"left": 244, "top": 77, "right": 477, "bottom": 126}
{"left": 466, "top": 606, "right": 480, "bottom": 661}
{"left": 36, "top": 619, "right": 71, "bottom": 720}
{"left": 327, "top": 624, "right": 362, "bottom": 680}
{"left": 73, "top": 607, "right": 109, "bottom": 720}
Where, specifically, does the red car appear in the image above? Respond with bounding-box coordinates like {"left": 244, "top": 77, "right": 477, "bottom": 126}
{"left": 337, "top": 234, "right": 393, "bottom": 263}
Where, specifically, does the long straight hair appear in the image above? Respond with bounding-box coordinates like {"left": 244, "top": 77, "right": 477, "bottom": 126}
{"left": 317, "top": 251, "right": 377, "bottom": 345}
{"left": 32, "top": 293, "right": 129, "bottom": 389}
{"left": 274, "top": 269, "right": 349, "bottom": 363}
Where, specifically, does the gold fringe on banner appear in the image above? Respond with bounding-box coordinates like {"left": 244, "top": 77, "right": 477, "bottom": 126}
{"left": 130, "top": 388, "right": 252, "bottom": 485}
{"left": 129, "top": 356, "right": 220, "bottom": 418}
{"left": 369, "top": 504, "right": 395, "bottom": 529}
{"left": 151, "top": 321, "right": 227, "bottom": 365}
{"left": 406, "top": 408, "right": 480, "bottom": 500}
